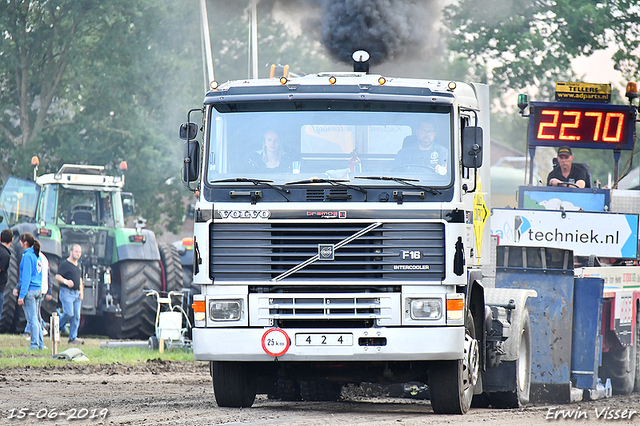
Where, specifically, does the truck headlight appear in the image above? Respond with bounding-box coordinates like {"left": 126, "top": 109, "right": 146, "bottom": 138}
{"left": 409, "top": 298, "right": 442, "bottom": 320}
{"left": 209, "top": 300, "right": 242, "bottom": 321}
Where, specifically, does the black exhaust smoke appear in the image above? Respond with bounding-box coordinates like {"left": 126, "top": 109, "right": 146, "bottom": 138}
{"left": 313, "top": 0, "right": 437, "bottom": 66}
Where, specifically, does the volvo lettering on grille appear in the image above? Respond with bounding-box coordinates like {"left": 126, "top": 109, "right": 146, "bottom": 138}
{"left": 218, "top": 210, "right": 271, "bottom": 219}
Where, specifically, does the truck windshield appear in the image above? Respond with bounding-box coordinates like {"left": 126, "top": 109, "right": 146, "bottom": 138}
{"left": 205, "top": 102, "right": 452, "bottom": 187}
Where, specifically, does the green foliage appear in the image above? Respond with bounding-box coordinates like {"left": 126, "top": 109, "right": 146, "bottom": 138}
{"left": 0, "top": 0, "right": 203, "bottom": 235}
{"left": 442, "top": 0, "right": 640, "bottom": 95}
{"left": 443, "top": 0, "right": 640, "bottom": 183}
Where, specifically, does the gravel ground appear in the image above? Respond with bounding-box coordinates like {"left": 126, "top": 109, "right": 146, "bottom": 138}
{"left": 1, "top": 360, "right": 639, "bottom": 425}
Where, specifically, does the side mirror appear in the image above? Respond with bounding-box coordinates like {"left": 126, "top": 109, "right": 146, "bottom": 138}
{"left": 122, "top": 192, "right": 135, "bottom": 216}
{"left": 183, "top": 140, "right": 201, "bottom": 183}
{"left": 180, "top": 122, "right": 198, "bottom": 140}
{"left": 462, "top": 126, "right": 483, "bottom": 168}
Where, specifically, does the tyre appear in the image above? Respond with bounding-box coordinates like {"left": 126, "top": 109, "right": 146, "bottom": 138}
{"left": 429, "top": 312, "right": 478, "bottom": 414}
{"left": 0, "top": 247, "right": 19, "bottom": 333}
{"left": 148, "top": 335, "right": 159, "bottom": 350}
{"left": 600, "top": 319, "right": 636, "bottom": 396}
{"left": 40, "top": 254, "right": 59, "bottom": 327}
{"left": 212, "top": 361, "right": 257, "bottom": 408}
{"left": 299, "top": 380, "right": 342, "bottom": 401}
{"left": 158, "top": 243, "right": 183, "bottom": 294}
{"left": 490, "top": 308, "right": 531, "bottom": 408}
{"left": 108, "top": 260, "right": 162, "bottom": 339}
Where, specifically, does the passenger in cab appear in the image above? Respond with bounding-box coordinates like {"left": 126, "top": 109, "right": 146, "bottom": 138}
{"left": 249, "top": 130, "right": 292, "bottom": 172}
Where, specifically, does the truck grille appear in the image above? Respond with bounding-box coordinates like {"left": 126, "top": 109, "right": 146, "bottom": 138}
{"left": 249, "top": 292, "right": 401, "bottom": 327}
{"left": 209, "top": 221, "right": 445, "bottom": 281}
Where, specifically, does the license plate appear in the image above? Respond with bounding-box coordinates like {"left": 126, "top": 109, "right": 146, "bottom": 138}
{"left": 295, "top": 333, "right": 353, "bottom": 346}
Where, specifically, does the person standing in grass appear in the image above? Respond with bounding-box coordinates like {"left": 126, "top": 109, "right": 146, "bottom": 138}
{"left": 56, "top": 244, "right": 84, "bottom": 345}
{"left": 0, "top": 229, "right": 13, "bottom": 319}
{"left": 16, "top": 233, "right": 44, "bottom": 350}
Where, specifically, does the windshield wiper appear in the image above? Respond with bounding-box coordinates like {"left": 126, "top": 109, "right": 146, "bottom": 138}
{"left": 354, "top": 176, "right": 441, "bottom": 195}
{"left": 211, "top": 177, "right": 290, "bottom": 201}
{"left": 284, "top": 178, "right": 368, "bottom": 198}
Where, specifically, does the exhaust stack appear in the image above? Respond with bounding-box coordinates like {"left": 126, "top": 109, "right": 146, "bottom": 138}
{"left": 352, "top": 50, "right": 370, "bottom": 73}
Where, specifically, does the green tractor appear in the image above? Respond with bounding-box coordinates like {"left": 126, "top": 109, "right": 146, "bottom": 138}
{"left": 0, "top": 164, "right": 183, "bottom": 339}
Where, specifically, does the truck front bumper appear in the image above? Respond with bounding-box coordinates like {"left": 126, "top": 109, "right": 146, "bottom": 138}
{"left": 193, "top": 326, "right": 465, "bottom": 362}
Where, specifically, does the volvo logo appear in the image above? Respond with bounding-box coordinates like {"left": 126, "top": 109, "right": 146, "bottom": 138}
{"left": 218, "top": 210, "right": 271, "bottom": 219}
{"left": 319, "top": 244, "right": 335, "bottom": 260}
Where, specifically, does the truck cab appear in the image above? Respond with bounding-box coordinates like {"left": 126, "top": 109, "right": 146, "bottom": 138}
{"left": 184, "top": 61, "right": 533, "bottom": 413}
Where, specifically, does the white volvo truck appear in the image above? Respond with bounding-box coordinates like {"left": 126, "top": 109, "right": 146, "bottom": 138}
{"left": 182, "top": 54, "right": 535, "bottom": 414}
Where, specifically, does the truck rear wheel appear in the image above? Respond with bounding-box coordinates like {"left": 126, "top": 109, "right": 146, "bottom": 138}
{"left": 109, "top": 260, "right": 162, "bottom": 339}
{"left": 158, "top": 243, "right": 183, "bottom": 293}
{"left": 429, "top": 312, "right": 478, "bottom": 414}
{"left": 490, "top": 308, "right": 531, "bottom": 408}
{"left": 299, "top": 380, "right": 342, "bottom": 401}
{"left": 0, "top": 247, "right": 19, "bottom": 333}
{"left": 212, "top": 361, "right": 257, "bottom": 408}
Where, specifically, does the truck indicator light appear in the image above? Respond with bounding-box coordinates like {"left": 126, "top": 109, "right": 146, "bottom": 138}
{"left": 446, "top": 297, "right": 465, "bottom": 322}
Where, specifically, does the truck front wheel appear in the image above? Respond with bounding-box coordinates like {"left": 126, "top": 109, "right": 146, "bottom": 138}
{"left": 429, "top": 312, "right": 478, "bottom": 414}
{"left": 212, "top": 361, "right": 257, "bottom": 408}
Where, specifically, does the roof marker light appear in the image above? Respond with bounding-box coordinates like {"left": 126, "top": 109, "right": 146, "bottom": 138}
{"left": 626, "top": 82, "right": 638, "bottom": 101}
{"left": 378, "top": 77, "right": 386, "bottom": 85}
{"left": 329, "top": 76, "right": 337, "bottom": 84}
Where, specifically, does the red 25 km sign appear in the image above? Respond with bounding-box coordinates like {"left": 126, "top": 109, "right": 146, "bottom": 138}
{"left": 529, "top": 102, "right": 634, "bottom": 150}
{"left": 261, "top": 328, "right": 290, "bottom": 357}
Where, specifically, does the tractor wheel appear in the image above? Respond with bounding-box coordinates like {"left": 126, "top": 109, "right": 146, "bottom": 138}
{"left": 108, "top": 260, "right": 162, "bottom": 339}
{"left": 429, "top": 311, "right": 478, "bottom": 414}
{"left": 40, "top": 254, "right": 60, "bottom": 327}
{"left": 158, "top": 243, "right": 183, "bottom": 293}
{"left": 0, "top": 247, "right": 19, "bottom": 333}
{"left": 212, "top": 361, "right": 257, "bottom": 408}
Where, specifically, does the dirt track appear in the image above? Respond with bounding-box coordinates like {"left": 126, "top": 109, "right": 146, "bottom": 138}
{"left": 1, "top": 360, "right": 639, "bottom": 425}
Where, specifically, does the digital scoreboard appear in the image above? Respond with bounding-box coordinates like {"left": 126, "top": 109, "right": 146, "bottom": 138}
{"left": 528, "top": 101, "right": 635, "bottom": 150}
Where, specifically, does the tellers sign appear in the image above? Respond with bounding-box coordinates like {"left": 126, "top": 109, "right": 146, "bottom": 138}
{"left": 528, "top": 102, "right": 635, "bottom": 150}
